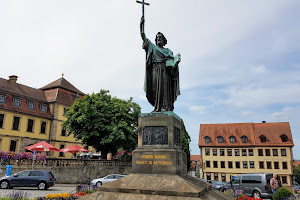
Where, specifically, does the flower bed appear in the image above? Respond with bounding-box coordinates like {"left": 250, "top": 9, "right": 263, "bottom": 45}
{"left": 35, "top": 185, "right": 99, "bottom": 200}
{"left": 225, "top": 190, "right": 262, "bottom": 200}
{"left": 0, "top": 190, "right": 31, "bottom": 200}
{"left": 0, "top": 151, "right": 47, "bottom": 162}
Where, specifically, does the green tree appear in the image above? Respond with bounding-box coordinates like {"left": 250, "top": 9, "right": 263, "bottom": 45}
{"left": 181, "top": 119, "right": 191, "bottom": 171}
{"left": 63, "top": 89, "right": 141, "bottom": 159}
{"left": 293, "top": 164, "right": 300, "bottom": 183}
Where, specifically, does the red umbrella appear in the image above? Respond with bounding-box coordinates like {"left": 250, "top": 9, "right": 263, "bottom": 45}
{"left": 59, "top": 144, "right": 89, "bottom": 153}
{"left": 24, "top": 141, "right": 59, "bottom": 152}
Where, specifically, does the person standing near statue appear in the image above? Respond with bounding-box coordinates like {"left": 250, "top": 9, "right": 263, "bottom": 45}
{"left": 140, "top": 16, "right": 181, "bottom": 112}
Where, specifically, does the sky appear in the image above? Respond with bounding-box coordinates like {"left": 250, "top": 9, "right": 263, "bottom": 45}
{"left": 0, "top": 1, "right": 300, "bottom": 158}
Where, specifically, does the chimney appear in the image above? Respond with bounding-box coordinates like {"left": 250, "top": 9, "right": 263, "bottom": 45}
{"left": 262, "top": 121, "right": 266, "bottom": 123}
{"left": 9, "top": 75, "right": 18, "bottom": 83}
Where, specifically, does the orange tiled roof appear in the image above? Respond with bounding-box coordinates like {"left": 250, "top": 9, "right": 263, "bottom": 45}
{"left": 199, "top": 122, "right": 294, "bottom": 147}
{"left": 199, "top": 123, "right": 255, "bottom": 147}
{"left": 40, "top": 77, "right": 84, "bottom": 95}
{"left": 190, "top": 155, "right": 201, "bottom": 161}
{"left": 254, "top": 122, "right": 293, "bottom": 147}
{"left": 293, "top": 161, "right": 300, "bottom": 166}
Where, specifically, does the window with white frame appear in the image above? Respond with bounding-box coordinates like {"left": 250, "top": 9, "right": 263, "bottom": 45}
{"left": 27, "top": 101, "right": 35, "bottom": 110}
{"left": 13, "top": 97, "right": 22, "bottom": 107}
{"left": 205, "top": 149, "right": 210, "bottom": 155}
{"left": 229, "top": 136, "right": 235, "bottom": 143}
{"left": 241, "top": 135, "right": 248, "bottom": 143}
{"left": 0, "top": 94, "right": 6, "bottom": 104}
{"left": 204, "top": 136, "right": 210, "bottom": 143}
{"left": 217, "top": 136, "right": 223, "bottom": 143}
{"left": 40, "top": 104, "right": 48, "bottom": 113}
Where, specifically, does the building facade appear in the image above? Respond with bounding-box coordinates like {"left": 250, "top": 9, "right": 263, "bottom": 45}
{"left": 0, "top": 75, "right": 88, "bottom": 158}
{"left": 199, "top": 122, "right": 294, "bottom": 188}
{"left": 190, "top": 155, "right": 202, "bottom": 178}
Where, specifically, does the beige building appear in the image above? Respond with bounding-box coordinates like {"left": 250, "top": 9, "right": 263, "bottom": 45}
{"left": 0, "top": 75, "right": 89, "bottom": 158}
{"left": 199, "top": 122, "right": 294, "bottom": 189}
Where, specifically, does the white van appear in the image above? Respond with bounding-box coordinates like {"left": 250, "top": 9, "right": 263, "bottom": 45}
{"left": 79, "top": 153, "right": 101, "bottom": 160}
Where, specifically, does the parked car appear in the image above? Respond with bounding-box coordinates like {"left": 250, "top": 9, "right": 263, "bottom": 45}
{"left": 79, "top": 153, "right": 101, "bottom": 160}
{"left": 91, "top": 174, "right": 126, "bottom": 186}
{"left": 227, "top": 173, "right": 273, "bottom": 199}
{"left": 293, "top": 184, "right": 300, "bottom": 193}
{"left": 0, "top": 170, "right": 55, "bottom": 190}
{"left": 208, "top": 180, "right": 229, "bottom": 192}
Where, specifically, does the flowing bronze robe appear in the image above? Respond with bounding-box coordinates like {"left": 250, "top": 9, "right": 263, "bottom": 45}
{"left": 143, "top": 38, "right": 180, "bottom": 112}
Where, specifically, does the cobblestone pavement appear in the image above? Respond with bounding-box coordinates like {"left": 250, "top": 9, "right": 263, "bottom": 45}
{"left": 0, "top": 184, "right": 77, "bottom": 199}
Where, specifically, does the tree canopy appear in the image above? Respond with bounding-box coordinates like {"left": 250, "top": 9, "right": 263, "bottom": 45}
{"left": 181, "top": 119, "right": 191, "bottom": 170}
{"left": 293, "top": 164, "right": 300, "bottom": 184}
{"left": 63, "top": 90, "right": 141, "bottom": 158}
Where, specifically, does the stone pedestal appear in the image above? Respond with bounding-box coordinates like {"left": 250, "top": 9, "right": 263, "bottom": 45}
{"left": 92, "top": 112, "right": 233, "bottom": 200}
{"left": 132, "top": 112, "right": 186, "bottom": 175}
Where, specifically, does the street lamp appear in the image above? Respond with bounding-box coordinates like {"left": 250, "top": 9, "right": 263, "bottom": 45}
{"left": 88, "top": 151, "right": 93, "bottom": 185}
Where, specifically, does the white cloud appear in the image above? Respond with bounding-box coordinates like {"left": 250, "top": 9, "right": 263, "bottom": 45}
{"left": 223, "top": 84, "right": 300, "bottom": 107}
{"left": 241, "top": 111, "right": 254, "bottom": 116}
{"left": 269, "top": 107, "right": 295, "bottom": 122}
{"left": 251, "top": 65, "right": 266, "bottom": 73}
{"left": 189, "top": 105, "right": 208, "bottom": 114}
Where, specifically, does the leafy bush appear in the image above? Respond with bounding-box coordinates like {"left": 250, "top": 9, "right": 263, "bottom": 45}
{"left": 272, "top": 187, "right": 295, "bottom": 200}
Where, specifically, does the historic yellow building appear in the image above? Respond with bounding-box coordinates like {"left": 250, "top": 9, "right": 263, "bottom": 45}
{"left": 0, "top": 75, "right": 89, "bottom": 158}
{"left": 199, "top": 122, "right": 294, "bottom": 188}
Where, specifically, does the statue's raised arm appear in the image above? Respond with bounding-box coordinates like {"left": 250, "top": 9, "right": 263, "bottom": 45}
{"left": 140, "top": 17, "right": 146, "bottom": 41}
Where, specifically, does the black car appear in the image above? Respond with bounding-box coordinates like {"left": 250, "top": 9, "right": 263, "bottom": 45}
{"left": 0, "top": 170, "right": 55, "bottom": 190}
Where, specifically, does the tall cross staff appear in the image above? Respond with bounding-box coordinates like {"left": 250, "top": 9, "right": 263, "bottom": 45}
{"left": 136, "top": 0, "right": 150, "bottom": 19}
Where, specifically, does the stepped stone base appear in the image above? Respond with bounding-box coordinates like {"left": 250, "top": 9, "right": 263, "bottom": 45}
{"left": 82, "top": 174, "right": 234, "bottom": 200}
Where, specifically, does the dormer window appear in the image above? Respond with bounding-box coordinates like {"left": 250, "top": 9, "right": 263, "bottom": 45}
{"left": 259, "top": 135, "right": 266, "bottom": 143}
{"left": 40, "top": 104, "right": 48, "bottom": 113}
{"left": 280, "top": 134, "right": 288, "bottom": 142}
{"left": 217, "top": 136, "right": 224, "bottom": 143}
{"left": 27, "top": 101, "right": 35, "bottom": 110}
{"left": 204, "top": 136, "right": 210, "bottom": 144}
{"left": 71, "top": 92, "right": 78, "bottom": 102}
{"left": 13, "top": 97, "right": 22, "bottom": 107}
{"left": 229, "top": 136, "right": 236, "bottom": 143}
{"left": 241, "top": 135, "right": 248, "bottom": 143}
{"left": 0, "top": 94, "right": 6, "bottom": 104}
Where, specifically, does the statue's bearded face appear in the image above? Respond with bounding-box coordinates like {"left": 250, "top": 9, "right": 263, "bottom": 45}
{"left": 155, "top": 33, "right": 167, "bottom": 47}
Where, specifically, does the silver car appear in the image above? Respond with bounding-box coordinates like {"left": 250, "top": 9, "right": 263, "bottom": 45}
{"left": 91, "top": 174, "right": 126, "bottom": 186}
{"left": 228, "top": 173, "right": 273, "bottom": 199}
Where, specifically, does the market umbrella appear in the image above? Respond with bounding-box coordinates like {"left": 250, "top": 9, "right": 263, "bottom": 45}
{"left": 24, "top": 141, "right": 59, "bottom": 152}
{"left": 59, "top": 144, "right": 89, "bottom": 153}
